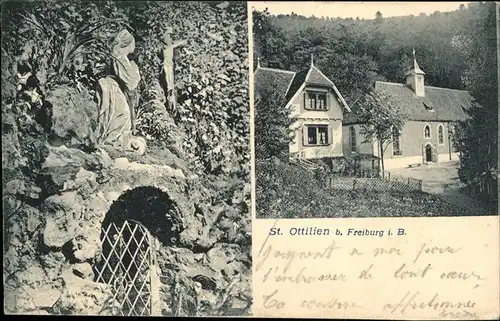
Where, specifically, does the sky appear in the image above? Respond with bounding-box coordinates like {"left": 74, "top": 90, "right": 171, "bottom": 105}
{"left": 250, "top": 1, "right": 471, "bottom": 20}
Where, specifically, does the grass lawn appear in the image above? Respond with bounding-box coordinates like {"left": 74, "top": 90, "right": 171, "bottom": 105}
{"left": 256, "top": 159, "right": 472, "bottom": 219}
{"left": 321, "top": 189, "right": 471, "bottom": 218}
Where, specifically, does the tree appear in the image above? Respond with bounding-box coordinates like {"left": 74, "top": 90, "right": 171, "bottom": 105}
{"left": 254, "top": 76, "right": 295, "bottom": 160}
{"left": 452, "top": 2, "right": 498, "bottom": 210}
{"left": 357, "top": 90, "right": 408, "bottom": 176}
{"left": 252, "top": 9, "right": 288, "bottom": 70}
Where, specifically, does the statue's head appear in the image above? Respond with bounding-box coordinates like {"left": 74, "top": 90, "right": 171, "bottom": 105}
{"left": 162, "top": 27, "right": 173, "bottom": 45}
{"left": 112, "top": 29, "right": 135, "bottom": 55}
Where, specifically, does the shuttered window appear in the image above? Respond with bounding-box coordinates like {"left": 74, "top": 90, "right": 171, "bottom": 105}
{"left": 305, "top": 125, "right": 329, "bottom": 146}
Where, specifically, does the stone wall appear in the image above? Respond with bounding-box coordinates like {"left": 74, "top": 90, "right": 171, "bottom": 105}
{"left": 3, "top": 145, "right": 251, "bottom": 316}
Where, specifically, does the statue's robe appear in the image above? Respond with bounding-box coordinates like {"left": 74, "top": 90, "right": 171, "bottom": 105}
{"left": 96, "top": 54, "right": 141, "bottom": 146}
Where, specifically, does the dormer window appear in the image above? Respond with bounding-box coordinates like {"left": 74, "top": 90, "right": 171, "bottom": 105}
{"left": 306, "top": 91, "right": 328, "bottom": 110}
{"left": 423, "top": 101, "right": 434, "bottom": 112}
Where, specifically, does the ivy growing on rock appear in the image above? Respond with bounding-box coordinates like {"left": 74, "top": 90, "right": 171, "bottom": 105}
{"left": 129, "top": 1, "right": 249, "bottom": 177}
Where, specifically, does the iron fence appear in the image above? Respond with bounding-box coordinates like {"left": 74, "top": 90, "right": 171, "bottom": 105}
{"left": 260, "top": 158, "right": 423, "bottom": 193}
{"left": 323, "top": 170, "right": 423, "bottom": 193}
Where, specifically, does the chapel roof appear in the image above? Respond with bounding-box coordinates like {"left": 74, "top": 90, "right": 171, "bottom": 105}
{"left": 343, "top": 81, "right": 474, "bottom": 125}
{"left": 254, "top": 67, "right": 296, "bottom": 107}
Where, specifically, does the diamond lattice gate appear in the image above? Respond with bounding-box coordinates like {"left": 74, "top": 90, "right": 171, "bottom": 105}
{"left": 94, "top": 219, "right": 161, "bottom": 316}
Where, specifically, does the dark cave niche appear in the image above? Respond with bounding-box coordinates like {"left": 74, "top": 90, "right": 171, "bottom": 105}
{"left": 100, "top": 186, "right": 183, "bottom": 248}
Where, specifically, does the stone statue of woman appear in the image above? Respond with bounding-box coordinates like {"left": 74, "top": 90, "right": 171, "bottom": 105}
{"left": 96, "top": 29, "right": 142, "bottom": 149}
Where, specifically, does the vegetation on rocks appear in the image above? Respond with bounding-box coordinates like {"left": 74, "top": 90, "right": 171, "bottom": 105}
{"left": 129, "top": 1, "right": 250, "bottom": 176}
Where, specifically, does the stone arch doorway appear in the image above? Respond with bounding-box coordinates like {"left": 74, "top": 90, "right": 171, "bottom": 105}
{"left": 425, "top": 143, "right": 433, "bottom": 162}
{"left": 93, "top": 186, "right": 183, "bottom": 316}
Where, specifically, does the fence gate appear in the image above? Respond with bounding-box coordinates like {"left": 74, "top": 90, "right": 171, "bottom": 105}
{"left": 94, "top": 219, "right": 161, "bottom": 316}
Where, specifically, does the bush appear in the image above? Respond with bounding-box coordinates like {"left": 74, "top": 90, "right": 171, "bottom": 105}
{"left": 135, "top": 82, "right": 186, "bottom": 157}
{"left": 2, "top": 1, "right": 128, "bottom": 93}
{"left": 255, "top": 158, "right": 470, "bottom": 218}
{"left": 255, "top": 158, "right": 335, "bottom": 218}
{"left": 254, "top": 76, "right": 295, "bottom": 160}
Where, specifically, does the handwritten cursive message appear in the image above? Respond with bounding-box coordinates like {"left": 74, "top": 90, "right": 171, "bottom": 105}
{"left": 252, "top": 217, "right": 499, "bottom": 319}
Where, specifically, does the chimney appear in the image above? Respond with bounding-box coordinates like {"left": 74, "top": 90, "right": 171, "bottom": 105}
{"left": 405, "top": 48, "right": 425, "bottom": 97}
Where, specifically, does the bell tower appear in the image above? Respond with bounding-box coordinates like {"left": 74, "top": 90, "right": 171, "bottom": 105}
{"left": 405, "top": 48, "right": 425, "bottom": 97}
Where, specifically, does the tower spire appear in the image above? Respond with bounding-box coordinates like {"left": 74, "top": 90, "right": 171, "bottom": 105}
{"left": 257, "top": 56, "right": 261, "bottom": 68}
{"left": 310, "top": 53, "right": 314, "bottom": 67}
{"left": 412, "top": 46, "right": 418, "bottom": 70}
{"left": 411, "top": 46, "right": 425, "bottom": 73}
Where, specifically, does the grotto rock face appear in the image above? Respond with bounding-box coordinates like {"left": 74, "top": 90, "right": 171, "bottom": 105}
{"left": 3, "top": 145, "right": 251, "bottom": 316}
{"left": 53, "top": 268, "right": 114, "bottom": 315}
{"left": 156, "top": 243, "right": 251, "bottom": 316}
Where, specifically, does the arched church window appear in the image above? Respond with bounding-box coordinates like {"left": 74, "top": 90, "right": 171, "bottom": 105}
{"left": 424, "top": 124, "right": 431, "bottom": 138}
{"left": 349, "top": 126, "right": 357, "bottom": 152}
{"left": 392, "top": 127, "right": 402, "bottom": 156}
{"left": 438, "top": 124, "right": 444, "bottom": 145}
